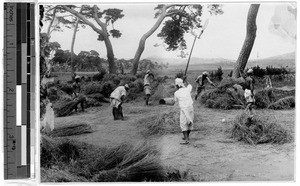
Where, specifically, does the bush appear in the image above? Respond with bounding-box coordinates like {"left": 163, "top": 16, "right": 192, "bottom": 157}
{"left": 100, "top": 81, "right": 116, "bottom": 98}
{"left": 209, "top": 66, "right": 223, "bottom": 81}
{"left": 230, "top": 112, "right": 293, "bottom": 145}
{"left": 92, "top": 69, "right": 106, "bottom": 81}
{"left": 250, "top": 65, "right": 266, "bottom": 77}
{"left": 126, "top": 79, "right": 144, "bottom": 101}
{"left": 103, "top": 74, "right": 121, "bottom": 85}
{"left": 266, "top": 65, "right": 288, "bottom": 76}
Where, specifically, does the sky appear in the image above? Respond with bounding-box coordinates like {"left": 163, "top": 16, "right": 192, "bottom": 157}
{"left": 43, "top": 2, "right": 297, "bottom": 61}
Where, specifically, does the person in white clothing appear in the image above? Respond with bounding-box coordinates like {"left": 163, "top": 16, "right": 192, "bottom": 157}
{"left": 174, "top": 77, "right": 194, "bottom": 145}
{"left": 110, "top": 84, "right": 129, "bottom": 120}
{"left": 144, "top": 70, "right": 154, "bottom": 105}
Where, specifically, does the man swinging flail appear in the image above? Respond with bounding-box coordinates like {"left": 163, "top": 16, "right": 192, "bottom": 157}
{"left": 243, "top": 69, "right": 255, "bottom": 117}
{"left": 174, "top": 77, "right": 194, "bottom": 145}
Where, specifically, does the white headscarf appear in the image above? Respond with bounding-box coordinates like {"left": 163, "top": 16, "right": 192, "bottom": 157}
{"left": 175, "top": 78, "right": 184, "bottom": 87}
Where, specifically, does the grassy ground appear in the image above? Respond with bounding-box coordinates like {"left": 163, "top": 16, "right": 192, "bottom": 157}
{"left": 42, "top": 67, "right": 295, "bottom": 182}
{"left": 43, "top": 98, "right": 295, "bottom": 181}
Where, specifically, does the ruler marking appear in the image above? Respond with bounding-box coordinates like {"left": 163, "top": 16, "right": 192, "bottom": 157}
{"left": 4, "top": 2, "right": 35, "bottom": 179}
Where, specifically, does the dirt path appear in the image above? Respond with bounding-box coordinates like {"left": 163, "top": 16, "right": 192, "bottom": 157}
{"left": 54, "top": 101, "right": 295, "bottom": 181}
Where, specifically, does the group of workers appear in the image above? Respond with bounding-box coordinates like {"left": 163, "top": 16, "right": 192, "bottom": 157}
{"left": 72, "top": 69, "right": 255, "bottom": 145}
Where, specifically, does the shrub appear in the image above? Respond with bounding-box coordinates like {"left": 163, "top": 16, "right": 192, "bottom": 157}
{"left": 230, "top": 112, "right": 293, "bottom": 145}
{"left": 92, "top": 69, "right": 106, "bottom": 81}
{"left": 126, "top": 79, "right": 144, "bottom": 101}
{"left": 209, "top": 66, "right": 223, "bottom": 81}
{"left": 100, "top": 81, "right": 116, "bottom": 98}
{"left": 266, "top": 65, "right": 288, "bottom": 76}
{"left": 103, "top": 74, "right": 121, "bottom": 85}
{"left": 251, "top": 65, "right": 266, "bottom": 77}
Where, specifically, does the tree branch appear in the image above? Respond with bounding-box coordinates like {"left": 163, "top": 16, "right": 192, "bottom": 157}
{"left": 61, "top": 5, "right": 105, "bottom": 35}
{"left": 93, "top": 5, "right": 107, "bottom": 34}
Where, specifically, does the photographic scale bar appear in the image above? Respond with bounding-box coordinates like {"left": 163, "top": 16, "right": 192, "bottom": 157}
{"left": 3, "top": 3, "right": 35, "bottom": 179}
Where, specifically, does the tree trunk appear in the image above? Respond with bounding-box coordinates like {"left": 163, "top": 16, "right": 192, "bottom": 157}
{"left": 103, "top": 36, "right": 117, "bottom": 74}
{"left": 62, "top": 5, "right": 117, "bottom": 74}
{"left": 44, "top": 7, "right": 57, "bottom": 77}
{"left": 233, "top": 4, "right": 260, "bottom": 78}
{"left": 131, "top": 8, "right": 168, "bottom": 75}
{"left": 70, "top": 6, "right": 83, "bottom": 79}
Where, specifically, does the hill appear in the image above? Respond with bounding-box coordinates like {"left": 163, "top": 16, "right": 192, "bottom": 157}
{"left": 146, "top": 52, "right": 295, "bottom": 71}
{"left": 248, "top": 52, "right": 295, "bottom": 69}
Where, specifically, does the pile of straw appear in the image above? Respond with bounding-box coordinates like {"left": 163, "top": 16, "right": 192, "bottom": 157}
{"left": 40, "top": 136, "right": 81, "bottom": 167}
{"left": 268, "top": 96, "right": 295, "bottom": 110}
{"left": 48, "top": 123, "right": 93, "bottom": 137}
{"left": 140, "top": 111, "right": 180, "bottom": 136}
{"left": 41, "top": 167, "right": 87, "bottom": 182}
{"left": 53, "top": 96, "right": 86, "bottom": 117}
{"left": 230, "top": 112, "right": 292, "bottom": 145}
{"left": 254, "top": 88, "right": 276, "bottom": 108}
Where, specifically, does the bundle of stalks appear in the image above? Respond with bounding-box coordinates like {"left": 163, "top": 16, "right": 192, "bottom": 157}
{"left": 41, "top": 167, "right": 88, "bottom": 182}
{"left": 91, "top": 142, "right": 165, "bottom": 182}
{"left": 217, "top": 77, "right": 245, "bottom": 91}
{"left": 48, "top": 123, "right": 93, "bottom": 137}
{"left": 230, "top": 112, "right": 292, "bottom": 145}
{"left": 141, "top": 111, "right": 179, "bottom": 136}
{"left": 254, "top": 88, "right": 276, "bottom": 108}
{"left": 268, "top": 96, "right": 295, "bottom": 110}
{"left": 53, "top": 95, "right": 86, "bottom": 117}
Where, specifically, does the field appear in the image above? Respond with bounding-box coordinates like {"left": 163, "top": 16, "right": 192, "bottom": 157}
{"left": 41, "top": 64, "right": 295, "bottom": 182}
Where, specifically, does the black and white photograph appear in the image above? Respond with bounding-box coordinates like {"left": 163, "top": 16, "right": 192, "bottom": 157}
{"left": 39, "top": 1, "right": 296, "bottom": 182}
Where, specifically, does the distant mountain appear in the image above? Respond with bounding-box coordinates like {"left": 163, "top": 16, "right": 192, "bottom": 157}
{"left": 248, "top": 52, "right": 295, "bottom": 69}
{"left": 146, "top": 52, "right": 295, "bottom": 70}
{"left": 146, "top": 56, "right": 234, "bottom": 66}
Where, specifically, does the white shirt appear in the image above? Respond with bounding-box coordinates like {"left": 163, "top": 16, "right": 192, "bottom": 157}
{"left": 174, "top": 84, "right": 193, "bottom": 108}
{"left": 144, "top": 74, "right": 151, "bottom": 85}
{"left": 110, "top": 86, "right": 127, "bottom": 100}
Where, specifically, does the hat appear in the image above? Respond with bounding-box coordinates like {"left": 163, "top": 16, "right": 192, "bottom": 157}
{"left": 175, "top": 78, "right": 184, "bottom": 87}
{"left": 202, "top": 71, "right": 208, "bottom": 76}
{"left": 75, "top": 75, "right": 81, "bottom": 80}
{"left": 247, "top": 69, "right": 253, "bottom": 74}
{"left": 124, "top": 84, "right": 129, "bottom": 89}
